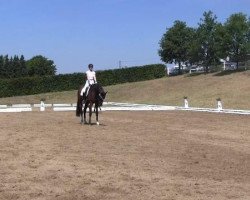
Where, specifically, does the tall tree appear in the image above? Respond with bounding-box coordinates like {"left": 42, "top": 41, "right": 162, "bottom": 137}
{"left": 187, "top": 28, "right": 200, "bottom": 65}
{"left": 213, "top": 23, "right": 228, "bottom": 60}
{"left": 3, "top": 55, "right": 12, "bottom": 78}
{"left": 13, "top": 55, "right": 21, "bottom": 78}
{"left": 223, "top": 13, "right": 250, "bottom": 68}
{"left": 159, "top": 20, "right": 195, "bottom": 74}
{"left": 19, "top": 55, "right": 28, "bottom": 77}
{"left": 9, "top": 56, "right": 18, "bottom": 78}
{"left": 0, "top": 55, "right": 4, "bottom": 78}
{"left": 196, "top": 11, "right": 220, "bottom": 73}
{"left": 26, "top": 55, "right": 57, "bottom": 76}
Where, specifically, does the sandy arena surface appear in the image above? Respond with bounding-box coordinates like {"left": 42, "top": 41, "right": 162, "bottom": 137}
{"left": 0, "top": 110, "right": 249, "bottom": 200}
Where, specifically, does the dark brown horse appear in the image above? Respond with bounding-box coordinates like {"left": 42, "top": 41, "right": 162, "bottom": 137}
{"left": 76, "top": 83, "right": 107, "bottom": 125}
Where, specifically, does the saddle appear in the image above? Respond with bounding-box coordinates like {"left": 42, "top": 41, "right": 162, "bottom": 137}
{"left": 85, "top": 85, "right": 92, "bottom": 97}
{"left": 82, "top": 84, "right": 93, "bottom": 103}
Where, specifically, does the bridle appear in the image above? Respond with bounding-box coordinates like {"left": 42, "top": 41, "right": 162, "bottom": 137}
{"left": 98, "top": 93, "right": 104, "bottom": 101}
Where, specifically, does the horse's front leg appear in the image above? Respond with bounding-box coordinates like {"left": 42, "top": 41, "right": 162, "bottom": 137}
{"left": 83, "top": 103, "right": 88, "bottom": 124}
{"left": 80, "top": 112, "right": 83, "bottom": 124}
{"left": 79, "top": 104, "right": 84, "bottom": 124}
{"left": 95, "top": 104, "right": 99, "bottom": 125}
{"left": 88, "top": 103, "right": 93, "bottom": 125}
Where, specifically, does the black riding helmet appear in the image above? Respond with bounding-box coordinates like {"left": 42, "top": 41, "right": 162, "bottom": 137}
{"left": 88, "top": 64, "right": 93, "bottom": 69}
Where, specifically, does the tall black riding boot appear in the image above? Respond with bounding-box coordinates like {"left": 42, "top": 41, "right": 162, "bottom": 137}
{"left": 82, "top": 93, "right": 86, "bottom": 104}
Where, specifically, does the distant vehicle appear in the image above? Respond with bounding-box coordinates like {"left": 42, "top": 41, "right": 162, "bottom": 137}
{"left": 225, "top": 62, "right": 236, "bottom": 70}
{"left": 220, "top": 58, "right": 237, "bottom": 71}
{"left": 189, "top": 65, "right": 204, "bottom": 73}
{"left": 197, "top": 66, "right": 205, "bottom": 71}
{"left": 168, "top": 68, "right": 179, "bottom": 76}
{"left": 190, "top": 66, "right": 197, "bottom": 73}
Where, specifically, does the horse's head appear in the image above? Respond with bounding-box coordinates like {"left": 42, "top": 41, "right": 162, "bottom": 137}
{"left": 97, "top": 84, "right": 107, "bottom": 106}
{"left": 98, "top": 91, "right": 107, "bottom": 106}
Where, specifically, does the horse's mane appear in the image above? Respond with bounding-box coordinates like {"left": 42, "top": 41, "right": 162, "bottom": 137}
{"left": 91, "top": 83, "right": 104, "bottom": 94}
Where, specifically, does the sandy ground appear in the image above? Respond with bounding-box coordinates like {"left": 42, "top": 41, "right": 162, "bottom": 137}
{"left": 0, "top": 110, "right": 249, "bottom": 200}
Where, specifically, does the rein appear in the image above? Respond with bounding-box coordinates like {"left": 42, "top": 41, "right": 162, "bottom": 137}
{"left": 98, "top": 93, "right": 104, "bottom": 101}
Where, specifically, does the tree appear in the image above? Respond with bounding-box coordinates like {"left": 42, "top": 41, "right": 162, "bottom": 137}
{"left": 213, "top": 23, "right": 228, "bottom": 60}
{"left": 158, "top": 20, "right": 195, "bottom": 74}
{"left": 0, "top": 55, "right": 4, "bottom": 78}
{"left": 9, "top": 56, "right": 15, "bottom": 78}
{"left": 26, "top": 55, "right": 57, "bottom": 76}
{"left": 3, "top": 55, "right": 11, "bottom": 78}
{"left": 187, "top": 28, "right": 200, "bottom": 65}
{"left": 13, "top": 55, "right": 21, "bottom": 78}
{"left": 223, "top": 13, "right": 250, "bottom": 68}
{"left": 196, "top": 11, "right": 220, "bottom": 73}
{"left": 19, "top": 55, "right": 28, "bottom": 77}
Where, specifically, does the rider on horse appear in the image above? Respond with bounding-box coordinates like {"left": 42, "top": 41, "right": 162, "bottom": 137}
{"left": 80, "top": 64, "right": 97, "bottom": 102}
{"left": 77, "top": 65, "right": 106, "bottom": 124}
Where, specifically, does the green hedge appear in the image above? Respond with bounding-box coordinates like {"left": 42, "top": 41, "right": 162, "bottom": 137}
{"left": 0, "top": 64, "right": 166, "bottom": 97}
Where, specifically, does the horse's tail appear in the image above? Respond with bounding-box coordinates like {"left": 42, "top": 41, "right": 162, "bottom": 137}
{"left": 76, "top": 90, "right": 82, "bottom": 117}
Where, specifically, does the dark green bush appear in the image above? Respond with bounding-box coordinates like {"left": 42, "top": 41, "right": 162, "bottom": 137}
{"left": 0, "top": 64, "right": 166, "bottom": 97}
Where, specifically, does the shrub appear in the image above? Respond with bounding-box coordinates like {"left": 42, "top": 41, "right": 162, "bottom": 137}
{"left": 0, "top": 64, "right": 166, "bottom": 97}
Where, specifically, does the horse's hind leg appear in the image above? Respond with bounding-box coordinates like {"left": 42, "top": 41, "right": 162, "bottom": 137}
{"left": 95, "top": 105, "right": 99, "bottom": 125}
{"left": 83, "top": 103, "right": 88, "bottom": 124}
{"left": 88, "top": 103, "right": 93, "bottom": 125}
{"left": 78, "top": 102, "right": 84, "bottom": 124}
{"left": 80, "top": 113, "right": 83, "bottom": 124}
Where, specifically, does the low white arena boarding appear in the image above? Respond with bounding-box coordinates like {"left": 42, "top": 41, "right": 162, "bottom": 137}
{"left": 0, "top": 102, "right": 250, "bottom": 115}
{"left": 176, "top": 106, "right": 250, "bottom": 115}
{"left": 101, "top": 105, "right": 175, "bottom": 111}
{"left": 11, "top": 104, "right": 32, "bottom": 108}
{"left": 0, "top": 105, "right": 7, "bottom": 108}
{"left": 52, "top": 102, "right": 175, "bottom": 112}
{"left": 53, "top": 107, "right": 76, "bottom": 111}
{"left": 33, "top": 104, "right": 52, "bottom": 108}
{"left": 0, "top": 107, "right": 32, "bottom": 112}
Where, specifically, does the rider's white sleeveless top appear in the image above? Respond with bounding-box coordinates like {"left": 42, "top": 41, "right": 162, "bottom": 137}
{"left": 86, "top": 70, "right": 96, "bottom": 85}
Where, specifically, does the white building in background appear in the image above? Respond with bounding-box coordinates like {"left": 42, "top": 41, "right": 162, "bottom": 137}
{"left": 173, "top": 64, "right": 188, "bottom": 71}
{"left": 220, "top": 57, "right": 236, "bottom": 71}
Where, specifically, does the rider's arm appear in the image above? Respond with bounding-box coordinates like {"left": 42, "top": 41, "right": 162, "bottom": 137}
{"left": 93, "top": 72, "right": 97, "bottom": 83}
{"left": 86, "top": 71, "right": 91, "bottom": 81}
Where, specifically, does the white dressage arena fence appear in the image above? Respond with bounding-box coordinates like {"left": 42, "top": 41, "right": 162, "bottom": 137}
{"left": 11, "top": 104, "right": 32, "bottom": 108}
{"left": 0, "top": 107, "right": 32, "bottom": 112}
{"left": 0, "top": 105, "right": 7, "bottom": 108}
{"left": 0, "top": 102, "right": 250, "bottom": 115}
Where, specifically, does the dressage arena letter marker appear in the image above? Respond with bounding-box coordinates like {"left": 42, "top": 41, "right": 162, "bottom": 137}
{"left": 217, "top": 100, "right": 222, "bottom": 111}
{"left": 184, "top": 99, "right": 189, "bottom": 108}
{"left": 40, "top": 101, "right": 45, "bottom": 111}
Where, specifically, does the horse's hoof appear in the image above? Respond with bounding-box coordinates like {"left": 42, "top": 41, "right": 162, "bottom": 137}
{"left": 96, "top": 122, "right": 99, "bottom": 126}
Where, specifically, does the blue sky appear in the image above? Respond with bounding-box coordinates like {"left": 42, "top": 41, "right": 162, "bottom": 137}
{"left": 0, "top": 0, "right": 249, "bottom": 74}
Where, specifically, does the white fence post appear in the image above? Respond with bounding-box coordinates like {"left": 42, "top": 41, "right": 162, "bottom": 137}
{"left": 40, "top": 101, "right": 45, "bottom": 111}
{"left": 184, "top": 97, "right": 189, "bottom": 108}
{"left": 217, "top": 98, "right": 222, "bottom": 111}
